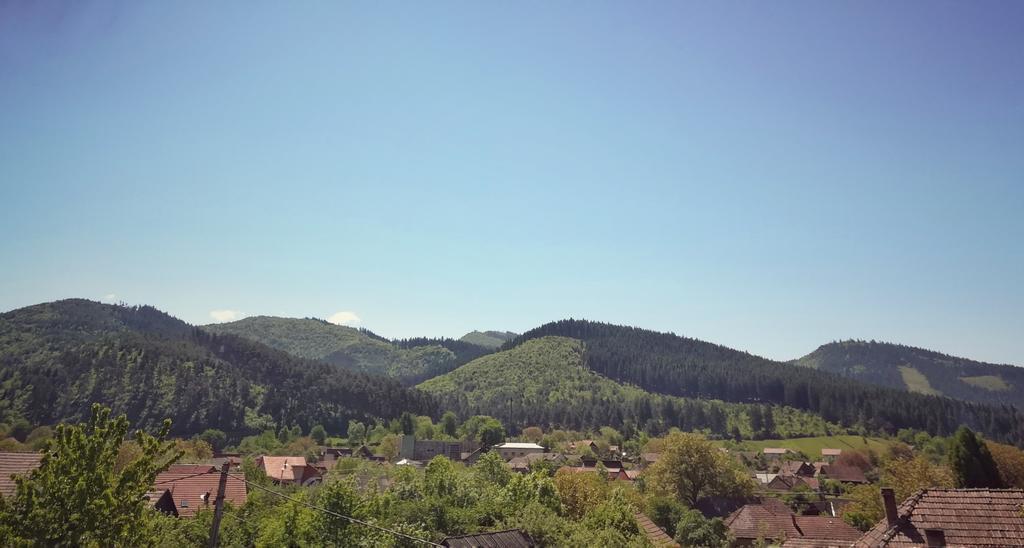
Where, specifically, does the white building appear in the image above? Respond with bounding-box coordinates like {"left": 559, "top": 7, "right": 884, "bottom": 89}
{"left": 495, "top": 442, "right": 545, "bottom": 460}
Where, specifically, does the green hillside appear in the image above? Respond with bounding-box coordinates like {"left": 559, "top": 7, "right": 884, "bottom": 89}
{"left": 795, "top": 340, "right": 1024, "bottom": 408}
{"left": 459, "top": 330, "right": 518, "bottom": 349}
{"left": 419, "top": 336, "right": 839, "bottom": 439}
{"left": 204, "top": 316, "right": 464, "bottom": 384}
{"left": 506, "top": 320, "right": 1024, "bottom": 445}
{"left": 0, "top": 300, "right": 435, "bottom": 436}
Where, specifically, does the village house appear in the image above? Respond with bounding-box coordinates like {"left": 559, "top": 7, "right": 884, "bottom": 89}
{"left": 0, "top": 452, "right": 43, "bottom": 498}
{"left": 152, "top": 464, "right": 247, "bottom": 518}
{"left": 820, "top": 448, "right": 842, "bottom": 462}
{"left": 854, "top": 487, "right": 1024, "bottom": 547}
{"left": 640, "top": 452, "right": 661, "bottom": 468}
{"left": 725, "top": 500, "right": 861, "bottom": 547}
{"left": 507, "top": 452, "right": 565, "bottom": 473}
{"left": 398, "top": 435, "right": 477, "bottom": 462}
{"left": 495, "top": 441, "right": 545, "bottom": 460}
{"left": 779, "top": 461, "right": 817, "bottom": 478}
{"left": 256, "top": 455, "right": 321, "bottom": 486}
{"left": 568, "top": 439, "right": 599, "bottom": 453}
{"left": 816, "top": 463, "right": 868, "bottom": 484}
{"left": 763, "top": 447, "right": 791, "bottom": 459}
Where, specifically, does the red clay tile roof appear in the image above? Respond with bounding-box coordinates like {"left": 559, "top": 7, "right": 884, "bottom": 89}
{"left": 441, "top": 528, "right": 535, "bottom": 547}
{"left": 636, "top": 512, "right": 680, "bottom": 547}
{"left": 152, "top": 466, "right": 246, "bottom": 518}
{"left": 258, "top": 455, "right": 308, "bottom": 483}
{"left": 854, "top": 488, "right": 1024, "bottom": 547}
{"left": 781, "top": 461, "right": 818, "bottom": 477}
{"left": 0, "top": 452, "right": 42, "bottom": 498}
{"left": 726, "top": 503, "right": 860, "bottom": 545}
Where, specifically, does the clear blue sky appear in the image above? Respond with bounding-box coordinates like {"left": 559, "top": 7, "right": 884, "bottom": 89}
{"left": 1, "top": 2, "right": 1022, "bottom": 365}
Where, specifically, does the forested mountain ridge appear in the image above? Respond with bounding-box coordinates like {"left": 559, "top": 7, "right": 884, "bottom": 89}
{"left": 0, "top": 300, "right": 435, "bottom": 436}
{"left": 503, "top": 320, "right": 1024, "bottom": 445}
{"left": 458, "top": 330, "right": 518, "bottom": 349}
{"left": 418, "top": 336, "right": 838, "bottom": 439}
{"left": 795, "top": 340, "right": 1024, "bottom": 408}
{"left": 204, "top": 316, "right": 481, "bottom": 384}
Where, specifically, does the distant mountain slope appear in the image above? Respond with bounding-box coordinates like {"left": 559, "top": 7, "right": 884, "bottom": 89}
{"left": 794, "top": 340, "right": 1024, "bottom": 408}
{"left": 0, "top": 300, "right": 435, "bottom": 436}
{"left": 203, "top": 316, "right": 467, "bottom": 384}
{"left": 504, "top": 320, "right": 1024, "bottom": 445}
{"left": 459, "top": 330, "right": 518, "bottom": 349}
{"left": 418, "top": 336, "right": 837, "bottom": 438}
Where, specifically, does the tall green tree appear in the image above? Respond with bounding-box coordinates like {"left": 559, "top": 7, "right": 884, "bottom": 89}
{"left": 645, "top": 432, "right": 754, "bottom": 508}
{"left": 441, "top": 411, "right": 459, "bottom": 438}
{"left": 0, "top": 404, "right": 179, "bottom": 545}
{"left": 948, "top": 426, "right": 1003, "bottom": 488}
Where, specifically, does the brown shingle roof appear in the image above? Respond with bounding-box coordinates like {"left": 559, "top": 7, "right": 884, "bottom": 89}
{"left": 0, "top": 452, "right": 43, "bottom": 497}
{"left": 441, "top": 528, "right": 535, "bottom": 547}
{"left": 635, "top": 512, "right": 680, "bottom": 547}
{"left": 855, "top": 488, "right": 1024, "bottom": 547}
{"left": 818, "top": 464, "right": 868, "bottom": 484}
{"left": 152, "top": 466, "right": 247, "bottom": 518}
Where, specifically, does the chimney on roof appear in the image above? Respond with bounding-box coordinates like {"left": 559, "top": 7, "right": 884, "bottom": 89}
{"left": 881, "top": 488, "right": 898, "bottom": 526}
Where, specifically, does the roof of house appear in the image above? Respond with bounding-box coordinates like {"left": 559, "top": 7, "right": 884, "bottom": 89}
{"left": 635, "top": 512, "right": 679, "bottom": 547}
{"left": 0, "top": 452, "right": 43, "bottom": 497}
{"left": 441, "top": 528, "right": 535, "bottom": 547}
{"left": 821, "top": 448, "right": 842, "bottom": 456}
{"left": 152, "top": 466, "right": 247, "bottom": 518}
{"left": 641, "top": 452, "right": 661, "bottom": 462}
{"left": 496, "top": 442, "right": 544, "bottom": 450}
{"left": 767, "top": 474, "right": 820, "bottom": 492}
{"left": 854, "top": 488, "right": 1024, "bottom": 547}
{"left": 764, "top": 448, "right": 790, "bottom": 454}
{"left": 818, "top": 464, "right": 868, "bottom": 483}
{"left": 780, "top": 461, "right": 817, "bottom": 477}
{"left": 507, "top": 453, "right": 564, "bottom": 469}
{"left": 726, "top": 503, "right": 860, "bottom": 545}
{"left": 258, "top": 456, "right": 308, "bottom": 483}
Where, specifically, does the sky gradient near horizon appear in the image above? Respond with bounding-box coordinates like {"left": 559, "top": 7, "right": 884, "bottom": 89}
{"left": 1, "top": 2, "right": 1022, "bottom": 365}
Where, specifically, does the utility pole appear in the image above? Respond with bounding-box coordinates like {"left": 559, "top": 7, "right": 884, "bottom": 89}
{"left": 208, "top": 461, "right": 230, "bottom": 548}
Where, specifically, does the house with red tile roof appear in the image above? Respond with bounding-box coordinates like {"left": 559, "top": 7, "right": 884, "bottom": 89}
{"left": 0, "top": 452, "right": 42, "bottom": 498}
{"left": 256, "top": 455, "right": 321, "bottom": 486}
{"left": 854, "top": 487, "right": 1024, "bottom": 547}
{"left": 725, "top": 501, "right": 861, "bottom": 547}
{"left": 152, "top": 464, "right": 247, "bottom": 518}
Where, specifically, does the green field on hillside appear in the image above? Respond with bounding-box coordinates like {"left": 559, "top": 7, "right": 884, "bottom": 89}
{"left": 720, "top": 435, "right": 896, "bottom": 457}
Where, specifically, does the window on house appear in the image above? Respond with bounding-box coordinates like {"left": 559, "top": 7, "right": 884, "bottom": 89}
{"left": 924, "top": 529, "right": 946, "bottom": 547}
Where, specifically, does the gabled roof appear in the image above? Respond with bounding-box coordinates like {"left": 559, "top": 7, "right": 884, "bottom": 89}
{"left": 855, "top": 488, "right": 1024, "bottom": 547}
{"left": 821, "top": 448, "right": 842, "bottom": 456}
{"left": 497, "top": 442, "right": 545, "bottom": 450}
{"left": 641, "top": 452, "right": 661, "bottom": 463}
{"left": 152, "top": 466, "right": 247, "bottom": 518}
{"left": 780, "top": 461, "right": 817, "bottom": 477}
{"left": 258, "top": 456, "right": 308, "bottom": 483}
{"left": 0, "top": 452, "right": 42, "bottom": 497}
{"left": 441, "top": 528, "right": 535, "bottom": 547}
{"left": 764, "top": 448, "right": 790, "bottom": 455}
{"left": 818, "top": 464, "right": 868, "bottom": 483}
{"left": 726, "top": 502, "right": 859, "bottom": 545}
{"left": 635, "top": 512, "right": 679, "bottom": 547}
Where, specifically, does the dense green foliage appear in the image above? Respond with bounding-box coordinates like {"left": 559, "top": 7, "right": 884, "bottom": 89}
{"left": 205, "top": 316, "right": 477, "bottom": 384}
{"left": 0, "top": 404, "right": 179, "bottom": 545}
{"left": 506, "top": 320, "right": 1024, "bottom": 444}
{"left": 948, "top": 426, "right": 1003, "bottom": 488}
{"left": 796, "top": 340, "right": 1024, "bottom": 408}
{"left": 0, "top": 300, "right": 435, "bottom": 437}
{"left": 459, "top": 330, "right": 518, "bottom": 349}
{"left": 419, "top": 337, "right": 838, "bottom": 438}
